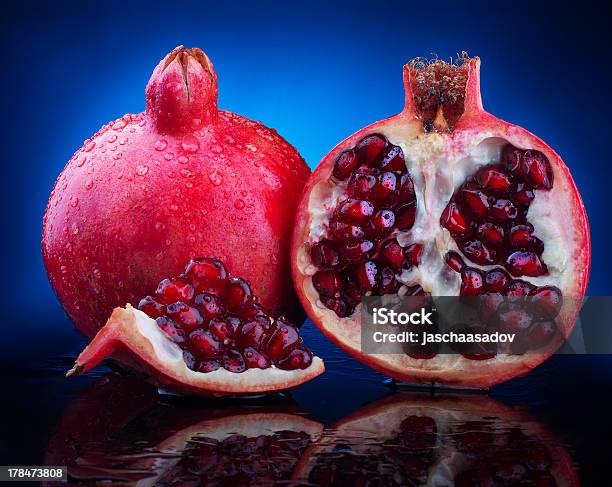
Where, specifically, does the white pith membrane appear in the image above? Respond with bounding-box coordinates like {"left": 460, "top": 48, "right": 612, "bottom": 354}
{"left": 68, "top": 306, "right": 324, "bottom": 396}
{"left": 295, "top": 93, "right": 588, "bottom": 387}
{"left": 291, "top": 394, "right": 578, "bottom": 486}
{"left": 124, "top": 413, "right": 323, "bottom": 487}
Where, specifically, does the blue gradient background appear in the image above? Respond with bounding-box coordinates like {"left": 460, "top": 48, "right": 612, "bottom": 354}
{"left": 1, "top": 0, "right": 610, "bottom": 360}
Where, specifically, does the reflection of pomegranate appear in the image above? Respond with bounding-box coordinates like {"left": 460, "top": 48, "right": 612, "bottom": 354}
{"left": 42, "top": 46, "right": 309, "bottom": 339}
{"left": 292, "top": 55, "right": 590, "bottom": 387}
{"left": 45, "top": 374, "right": 323, "bottom": 485}
{"left": 67, "top": 258, "right": 324, "bottom": 396}
{"left": 292, "top": 393, "right": 579, "bottom": 486}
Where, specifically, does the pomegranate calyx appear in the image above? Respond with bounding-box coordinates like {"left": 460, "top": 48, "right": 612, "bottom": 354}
{"left": 145, "top": 45, "right": 218, "bottom": 133}
{"left": 402, "top": 54, "right": 482, "bottom": 132}
{"left": 67, "top": 305, "right": 325, "bottom": 396}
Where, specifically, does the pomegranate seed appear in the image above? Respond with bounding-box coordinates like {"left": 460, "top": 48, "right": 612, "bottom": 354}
{"left": 354, "top": 134, "right": 388, "bottom": 166}
{"left": 198, "top": 358, "right": 220, "bottom": 372}
{"left": 182, "top": 350, "right": 196, "bottom": 369}
{"left": 370, "top": 209, "right": 395, "bottom": 236}
{"left": 441, "top": 201, "right": 470, "bottom": 235}
{"left": 379, "top": 145, "right": 406, "bottom": 172}
{"left": 138, "top": 296, "right": 166, "bottom": 318}
{"left": 379, "top": 267, "right": 399, "bottom": 294}
{"left": 529, "top": 286, "right": 562, "bottom": 318}
{"left": 380, "top": 239, "right": 404, "bottom": 269}
{"left": 445, "top": 251, "right": 464, "bottom": 272}
{"left": 506, "top": 251, "right": 547, "bottom": 277}
{"left": 194, "top": 293, "right": 226, "bottom": 320}
{"left": 460, "top": 267, "right": 484, "bottom": 296}
{"left": 320, "top": 296, "right": 353, "bottom": 317}
{"left": 156, "top": 277, "right": 195, "bottom": 304}
{"left": 343, "top": 278, "right": 362, "bottom": 305}
{"left": 527, "top": 320, "right": 557, "bottom": 350}
{"left": 505, "top": 279, "right": 535, "bottom": 297}
{"left": 339, "top": 240, "right": 374, "bottom": 263}
{"left": 490, "top": 198, "right": 518, "bottom": 221}
{"left": 312, "top": 270, "right": 343, "bottom": 298}
{"left": 156, "top": 316, "right": 186, "bottom": 343}
{"left": 485, "top": 269, "right": 510, "bottom": 292}
{"left": 333, "top": 149, "right": 358, "bottom": 180}
{"left": 475, "top": 166, "right": 511, "bottom": 193}
{"left": 502, "top": 144, "right": 523, "bottom": 175}
{"left": 237, "top": 302, "right": 266, "bottom": 319}
{"left": 184, "top": 257, "right": 227, "bottom": 289}
{"left": 166, "top": 302, "right": 204, "bottom": 332}
{"left": 266, "top": 319, "right": 300, "bottom": 361}
{"left": 460, "top": 239, "right": 496, "bottom": 265}
{"left": 371, "top": 172, "right": 397, "bottom": 204}
{"left": 476, "top": 223, "right": 504, "bottom": 246}
{"left": 493, "top": 303, "right": 534, "bottom": 334}
{"left": 310, "top": 240, "right": 340, "bottom": 268}
{"left": 190, "top": 329, "right": 221, "bottom": 358}
{"left": 222, "top": 349, "right": 247, "bottom": 373}
{"left": 523, "top": 150, "right": 553, "bottom": 189}
{"left": 396, "top": 173, "right": 416, "bottom": 205}
{"left": 525, "top": 444, "right": 553, "bottom": 471}
{"left": 509, "top": 224, "right": 534, "bottom": 248}
{"left": 347, "top": 171, "right": 377, "bottom": 199}
{"left": 337, "top": 199, "right": 375, "bottom": 226}
{"left": 236, "top": 316, "right": 271, "bottom": 349}
{"left": 514, "top": 183, "right": 535, "bottom": 206}
{"left": 462, "top": 187, "right": 490, "bottom": 217}
{"left": 277, "top": 347, "right": 313, "bottom": 370}
{"left": 209, "top": 318, "right": 235, "bottom": 346}
{"left": 223, "top": 277, "right": 252, "bottom": 310}
{"left": 329, "top": 220, "right": 365, "bottom": 242}
{"left": 395, "top": 202, "right": 416, "bottom": 230}
{"left": 478, "top": 292, "right": 504, "bottom": 323}
{"left": 404, "top": 243, "right": 423, "bottom": 267}
{"left": 355, "top": 260, "right": 380, "bottom": 291}
{"left": 243, "top": 347, "right": 271, "bottom": 369}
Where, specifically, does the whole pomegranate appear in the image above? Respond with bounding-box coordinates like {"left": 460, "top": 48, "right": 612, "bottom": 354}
{"left": 292, "top": 55, "right": 590, "bottom": 388}
{"left": 43, "top": 46, "right": 309, "bottom": 338}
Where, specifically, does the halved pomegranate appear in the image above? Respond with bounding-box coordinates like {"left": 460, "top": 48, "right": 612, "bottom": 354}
{"left": 292, "top": 55, "right": 590, "bottom": 388}
{"left": 292, "top": 393, "right": 579, "bottom": 486}
{"left": 45, "top": 374, "right": 323, "bottom": 485}
{"left": 67, "top": 258, "right": 324, "bottom": 396}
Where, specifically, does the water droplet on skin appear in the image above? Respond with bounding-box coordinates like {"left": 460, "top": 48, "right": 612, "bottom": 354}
{"left": 246, "top": 143, "right": 257, "bottom": 152}
{"left": 185, "top": 181, "right": 193, "bottom": 188}
{"left": 155, "top": 139, "right": 168, "bottom": 151}
{"left": 240, "top": 190, "right": 248, "bottom": 197}
{"left": 60, "top": 265, "right": 67, "bottom": 273}
{"left": 164, "top": 152, "right": 174, "bottom": 160}
{"left": 113, "top": 153, "right": 122, "bottom": 160}
{"left": 119, "top": 137, "right": 128, "bottom": 145}
{"left": 189, "top": 224, "right": 196, "bottom": 231}
{"left": 210, "top": 144, "right": 223, "bottom": 154}
{"left": 155, "top": 222, "right": 165, "bottom": 231}
{"left": 178, "top": 156, "right": 189, "bottom": 164}
{"left": 117, "top": 172, "right": 123, "bottom": 180}
{"left": 136, "top": 165, "right": 149, "bottom": 176}
{"left": 112, "top": 120, "right": 126, "bottom": 130}
{"left": 70, "top": 196, "right": 79, "bottom": 207}
{"left": 167, "top": 171, "right": 176, "bottom": 178}
{"left": 93, "top": 269, "right": 102, "bottom": 279}
{"left": 181, "top": 134, "right": 199, "bottom": 153}
{"left": 108, "top": 134, "right": 118, "bottom": 143}
{"left": 170, "top": 204, "right": 179, "bottom": 211}
{"left": 84, "top": 142, "right": 96, "bottom": 152}
{"left": 84, "top": 179, "right": 94, "bottom": 190}
{"left": 71, "top": 223, "right": 80, "bottom": 235}
{"left": 208, "top": 170, "right": 223, "bottom": 186}
{"left": 180, "top": 168, "right": 192, "bottom": 178}
{"left": 165, "top": 239, "right": 172, "bottom": 246}
{"left": 76, "top": 156, "right": 87, "bottom": 167}
{"left": 234, "top": 199, "right": 245, "bottom": 210}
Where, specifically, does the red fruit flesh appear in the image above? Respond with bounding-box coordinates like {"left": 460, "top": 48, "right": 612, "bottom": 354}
{"left": 292, "top": 55, "right": 590, "bottom": 388}
{"left": 291, "top": 394, "right": 579, "bottom": 487}
{"left": 67, "top": 257, "right": 324, "bottom": 396}
{"left": 42, "top": 46, "right": 310, "bottom": 340}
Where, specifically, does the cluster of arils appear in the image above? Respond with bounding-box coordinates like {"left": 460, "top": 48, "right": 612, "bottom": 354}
{"left": 441, "top": 144, "right": 553, "bottom": 277}
{"left": 138, "top": 258, "right": 312, "bottom": 373}
{"left": 310, "top": 134, "right": 424, "bottom": 318}
{"left": 307, "top": 415, "right": 437, "bottom": 486}
{"left": 156, "top": 430, "right": 311, "bottom": 486}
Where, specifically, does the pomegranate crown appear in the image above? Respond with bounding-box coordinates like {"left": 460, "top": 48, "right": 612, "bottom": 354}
{"left": 145, "top": 46, "right": 219, "bottom": 133}
{"left": 402, "top": 53, "right": 482, "bottom": 132}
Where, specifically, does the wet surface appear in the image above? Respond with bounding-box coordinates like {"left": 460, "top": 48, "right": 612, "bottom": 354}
{"left": 1, "top": 317, "right": 612, "bottom": 485}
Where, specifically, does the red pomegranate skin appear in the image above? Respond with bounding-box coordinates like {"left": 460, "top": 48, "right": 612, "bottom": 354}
{"left": 42, "top": 47, "right": 310, "bottom": 338}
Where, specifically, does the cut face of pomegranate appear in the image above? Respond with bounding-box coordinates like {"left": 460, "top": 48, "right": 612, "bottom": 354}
{"left": 292, "top": 394, "right": 579, "bottom": 486}
{"left": 292, "top": 56, "right": 590, "bottom": 388}
{"left": 67, "top": 258, "right": 324, "bottom": 396}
